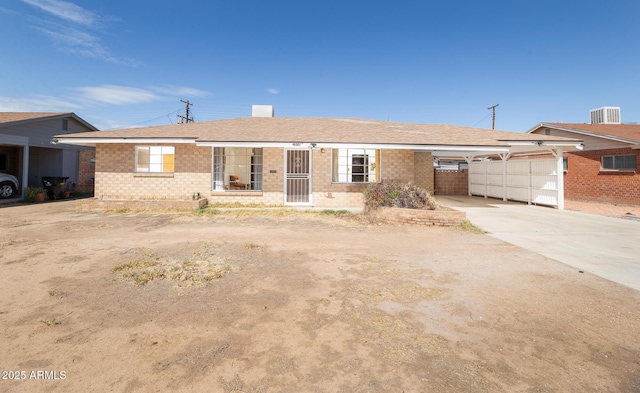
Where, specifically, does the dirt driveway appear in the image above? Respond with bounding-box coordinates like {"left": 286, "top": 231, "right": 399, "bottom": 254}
{"left": 1, "top": 201, "right": 639, "bottom": 392}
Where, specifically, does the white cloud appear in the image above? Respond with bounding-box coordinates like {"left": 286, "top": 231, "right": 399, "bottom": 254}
{"left": 36, "top": 24, "right": 141, "bottom": 66}
{"left": 267, "top": 88, "right": 280, "bottom": 95}
{"left": 20, "top": 0, "right": 139, "bottom": 66}
{"left": 0, "top": 95, "right": 80, "bottom": 112}
{"left": 150, "top": 86, "right": 212, "bottom": 97}
{"left": 21, "top": 0, "right": 96, "bottom": 26}
{"left": 75, "top": 85, "right": 159, "bottom": 105}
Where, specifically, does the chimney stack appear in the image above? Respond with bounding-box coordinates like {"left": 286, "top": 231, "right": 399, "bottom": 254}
{"left": 252, "top": 105, "right": 274, "bottom": 117}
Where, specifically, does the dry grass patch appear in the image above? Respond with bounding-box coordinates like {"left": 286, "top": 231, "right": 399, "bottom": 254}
{"left": 113, "top": 246, "right": 237, "bottom": 287}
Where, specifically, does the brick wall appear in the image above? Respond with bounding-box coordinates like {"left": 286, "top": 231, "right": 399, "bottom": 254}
{"left": 312, "top": 148, "right": 415, "bottom": 207}
{"left": 434, "top": 169, "right": 468, "bottom": 195}
{"left": 414, "top": 152, "right": 435, "bottom": 193}
{"left": 77, "top": 149, "right": 95, "bottom": 193}
{"left": 94, "top": 145, "right": 420, "bottom": 207}
{"left": 564, "top": 148, "right": 640, "bottom": 205}
{"left": 95, "top": 144, "right": 212, "bottom": 200}
{"left": 373, "top": 206, "right": 466, "bottom": 226}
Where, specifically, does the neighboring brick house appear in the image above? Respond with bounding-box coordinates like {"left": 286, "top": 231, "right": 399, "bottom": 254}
{"left": 0, "top": 112, "right": 98, "bottom": 198}
{"left": 54, "top": 107, "right": 582, "bottom": 208}
{"left": 529, "top": 112, "right": 640, "bottom": 206}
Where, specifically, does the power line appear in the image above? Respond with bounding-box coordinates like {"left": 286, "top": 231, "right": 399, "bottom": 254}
{"left": 101, "top": 108, "right": 183, "bottom": 130}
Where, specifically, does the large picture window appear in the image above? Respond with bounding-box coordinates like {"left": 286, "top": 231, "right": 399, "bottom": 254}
{"left": 601, "top": 155, "right": 636, "bottom": 170}
{"left": 332, "top": 149, "right": 380, "bottom": 183}
{"left": 213, "top": 147, "right": 263, "bottom": 191}
{"left": 136, "top": 146, "right": 175, "bottom": 173}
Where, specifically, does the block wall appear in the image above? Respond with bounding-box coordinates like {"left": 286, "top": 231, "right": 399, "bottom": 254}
{"left": 95, "top": 144, "right": 212, "bottom": 200}
{"left": 77, "top": 149, "right": 95, "bottom": 193}
{"left": 94, "top": 145, "right": 421, "bottom": 207}
{"left": 564, "top": 148, "right": 640, "bottom": 205}
{"left": 414, "top": 152, "right": 435, "bottom": 193}
{"left": 311, "top": 148, "right": 415, "bottom": 207}
{"left": 434, "top": 169, "right": 469, "bottom": 195}
{"left": 373, "top": 207, "right": 466, "bottom": 227}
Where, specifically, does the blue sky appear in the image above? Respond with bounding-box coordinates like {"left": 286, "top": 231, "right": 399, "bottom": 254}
{"left": 1, "top": 0, "right": 639, "bottom": 132}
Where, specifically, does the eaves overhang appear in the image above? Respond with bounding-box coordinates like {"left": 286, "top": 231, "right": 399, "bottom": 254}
{"left": 528, "top": 123, "right": 638, "bottom": 145}
{"left": 195, "top": 140, "right": 511, "bottom": 152}
{"left": 51, "top": 137, "right": 198, "bottom": 146}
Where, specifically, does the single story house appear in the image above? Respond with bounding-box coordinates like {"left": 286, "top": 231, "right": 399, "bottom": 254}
{"left": 0, "top": 112, "right": 98, "bottom": 197}
{"left": 528, "top": 107, "right": 640, "bottom": 206}
{"left": 54, "top": 106, "right": 583, "bottom": 209}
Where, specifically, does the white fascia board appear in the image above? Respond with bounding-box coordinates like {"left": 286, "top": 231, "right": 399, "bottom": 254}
{"left": 196, "top": 141, "right": 509, "bottom": 152}
{"left": 53, "top": 138, "right": 197, "bottom": 145}
{"left": 430, "top": 148, "right": 509, "bottom": 156}
{"left": 504, "top": 140, "right": 583, "bottom": 148}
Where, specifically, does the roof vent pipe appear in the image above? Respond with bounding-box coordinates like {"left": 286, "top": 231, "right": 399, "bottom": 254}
{"left": 252, "top": 105, "right": 274, "bottom": 117}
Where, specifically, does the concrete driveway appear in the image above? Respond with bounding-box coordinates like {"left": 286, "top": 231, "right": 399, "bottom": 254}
{"left": 436, "top": 195, "right": 640, "bottom": 292}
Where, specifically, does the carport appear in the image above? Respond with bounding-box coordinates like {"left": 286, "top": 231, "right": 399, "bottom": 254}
{"left": 431, "top": 139, "right": 583, "bottom": 210}
{"left": 0, "top": 112, "right": 98, "bottom": 198}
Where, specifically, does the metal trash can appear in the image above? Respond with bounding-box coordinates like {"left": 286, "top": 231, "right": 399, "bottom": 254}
{"left": 42, "top": 177, "right": 69, "bottom": 200}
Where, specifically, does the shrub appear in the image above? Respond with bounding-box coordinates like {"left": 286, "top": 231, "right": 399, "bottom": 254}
{"left": 25, "top": 187, "right": 48, "bottom": 203}
{"left": 364, "top": 181, "right": 437, "bottom": 210}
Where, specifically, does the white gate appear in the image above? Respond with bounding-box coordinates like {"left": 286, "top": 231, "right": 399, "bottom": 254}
{"left": 284, "top": 149, "right": 311, "bottom": 205}
{"left": 469, "top": 158, "right": 559, "bottom": 206}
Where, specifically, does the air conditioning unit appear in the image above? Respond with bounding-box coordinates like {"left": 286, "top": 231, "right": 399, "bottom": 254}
{"left": 590, "top": 107, "right": 620, "bottom": 124}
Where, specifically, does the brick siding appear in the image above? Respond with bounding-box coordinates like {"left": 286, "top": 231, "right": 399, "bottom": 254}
{"left": 94, "top": 145, "right": 422, "bottom": 207}
{"left": 434, "top": 169, "right": 468, "bottom": 195}
{"left": 373, "top": 207, "right": 466, "bottom": 226}
{"left": 564, "top": 148, "right": 640, "bottom": 206}
{"left": 77, "top": 149, "right": 95, "bottom": 193}
{"left": 95, "top": 144, "right": 212, "bottom": 200}
{"left": 414, "top": 152, "right": 435, "bottom": 193}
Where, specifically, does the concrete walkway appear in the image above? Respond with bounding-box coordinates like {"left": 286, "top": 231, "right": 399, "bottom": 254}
{"left": 436, "top": 195, "right": 640, "bottom": 292}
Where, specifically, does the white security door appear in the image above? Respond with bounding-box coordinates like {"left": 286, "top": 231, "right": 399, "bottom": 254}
{"left": 285, "top": 149, "right": 311, "bottom": 205}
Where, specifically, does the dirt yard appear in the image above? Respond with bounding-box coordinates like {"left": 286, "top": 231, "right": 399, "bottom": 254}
{"left": 1, "top": 201, "right": 639, "bottom": 392}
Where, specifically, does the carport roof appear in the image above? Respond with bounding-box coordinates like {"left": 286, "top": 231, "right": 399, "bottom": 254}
{"left": 54, "top": 117, "right": 582, "bottom": 154}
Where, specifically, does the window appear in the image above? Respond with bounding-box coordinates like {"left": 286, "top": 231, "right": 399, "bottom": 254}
{"left": 135, "top": 146, "right": 175, "bottom": 173}
{"left": 332, "top": 149, "right": 380, "bottom": 183}
{"left": 563, "top": 157, "right": 568, "bottom": 171}
{"left": 213, "top": 147, "right": 263, "bottom": 191}
{"left": 601, "top": 154, "right": 636, "bottom": 170}
{"left": 0, "top": 153, "right": 6, "bottom": 171}
{"left": 62, "top": 119, "right": 68, "bottom": 131}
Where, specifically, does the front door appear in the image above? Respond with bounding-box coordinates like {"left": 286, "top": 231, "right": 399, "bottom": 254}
{"left": 284, "top": 149, "right": 311, "bottom": 205}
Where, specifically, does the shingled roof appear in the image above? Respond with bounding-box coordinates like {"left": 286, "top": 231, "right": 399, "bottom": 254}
{"left": 55, "top": 117, "right": 581, "bottom": 151}
{"left": 532, "top": 122, "right": 640, "bottom": 144}
{"left": 0, "top": 112, "right": 98, "bottom": 131}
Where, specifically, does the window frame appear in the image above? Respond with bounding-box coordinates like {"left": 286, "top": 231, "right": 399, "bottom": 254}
{"left": 135, "top": 146, "right": 175, "bottom": 173}
{"left": 601, "top": 154, "right": 636, "bottom": 171}
{"left": 331, "top": 148, "right": 381, "bottom": 184}
{"left": 212, "top": 147, "right": 263, "bottom": 191}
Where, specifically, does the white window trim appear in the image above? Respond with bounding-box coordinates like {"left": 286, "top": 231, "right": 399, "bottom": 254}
{"left": 331, "top": 148, "right": 381, "bottom": 184}
{"left": 135, "top": 146, "right": 175, "bottom": 173}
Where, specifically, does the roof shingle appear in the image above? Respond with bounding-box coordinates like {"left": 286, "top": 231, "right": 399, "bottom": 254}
{"left": 55, "top": 117, "right": 581, "bottom": 147}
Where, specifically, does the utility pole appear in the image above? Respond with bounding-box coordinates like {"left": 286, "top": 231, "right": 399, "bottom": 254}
{"left": 177, "top": 100, "right": 194, "bottom": 123}
{"left": 487, "top": 104, "right": 499, "bottom": 129}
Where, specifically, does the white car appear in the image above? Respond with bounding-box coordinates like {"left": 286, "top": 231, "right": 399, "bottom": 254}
{"left": 0, "top": 173, "right": 19, "bottom": 199}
